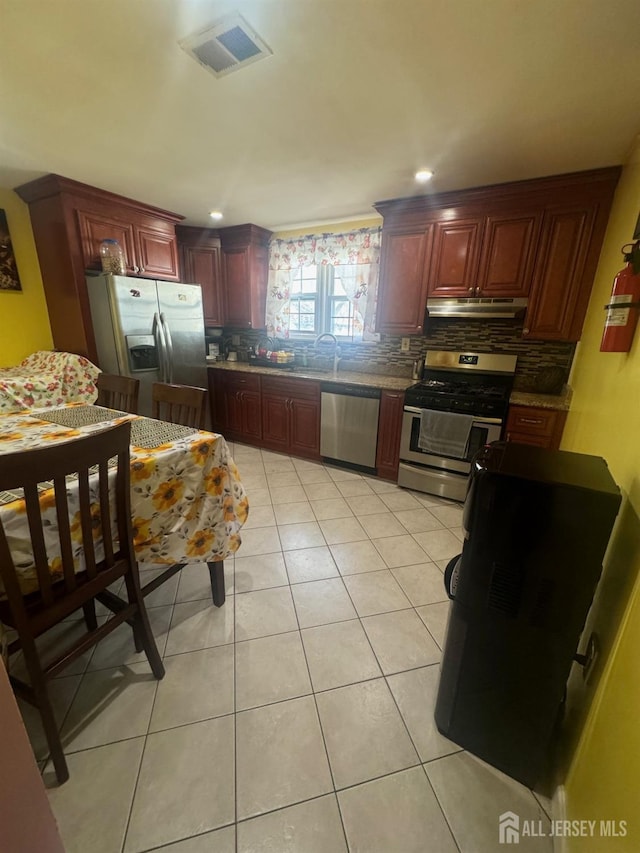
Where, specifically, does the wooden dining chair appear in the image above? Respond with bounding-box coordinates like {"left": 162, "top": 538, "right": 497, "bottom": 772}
{"left": 96, "top": 372, "right": 140, "bottom": 414}
{"left": 0, "top": 421, "right": 165, "bottom": 784}
{"left": 151, "top": 381, "right": 207, "bottom": 429}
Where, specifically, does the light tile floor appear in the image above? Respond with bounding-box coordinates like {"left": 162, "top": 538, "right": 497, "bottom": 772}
{"left": 23, "top": 443, "right": 553, "bottom": 852}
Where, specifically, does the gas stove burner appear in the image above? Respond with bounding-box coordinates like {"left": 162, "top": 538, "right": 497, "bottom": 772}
{"left": 405, "top": 350, "right": 518, "bottom": 420}
{"left": 419, "top": 379, "right": 507, "bottom": 399}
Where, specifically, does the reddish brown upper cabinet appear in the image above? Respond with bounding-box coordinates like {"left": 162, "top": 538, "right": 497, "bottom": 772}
{"left": 15, "top": 174, "right": 183, "bottom": 362}
{"left": 524, "top": 201, "right": 608, "bottom": 341}
{"left": 76, "top": 207, "right": 180, "bottom": 280}
{"left": 374, "top": 167, "right": 620, "bottom": 342}
{"left": 376, "top": 227, "right": 432, "bottom": 334}
{"left": 375, "top": 390, "right": 405, "bottom": 480}
{"left": 219, "top": 224, "right": 272, "bottom": 329}
{"left": 475, "top": 212, "right": 541, "bottom": 297}
{"left": 135, "top": 222, "right": 180, "bottom": 280}
{"left": 177, "top": 226, "right": 224, "bottom": 327}
{"left": 427, "top": 218, "right": 483, "bottom": 297}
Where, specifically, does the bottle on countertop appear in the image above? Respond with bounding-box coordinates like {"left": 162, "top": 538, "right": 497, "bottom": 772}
{"left": 412, "top": 357, "right": 424, "bottom": 380}
{"left": 99, "top": 238, "right": 126, "bottom": 276}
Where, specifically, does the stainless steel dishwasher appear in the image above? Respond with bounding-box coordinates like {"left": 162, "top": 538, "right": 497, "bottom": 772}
{"left": 320, "top": 382, "right": 381, "bottom": 470}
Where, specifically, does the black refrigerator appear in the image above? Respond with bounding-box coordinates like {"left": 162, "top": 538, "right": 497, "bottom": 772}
{"left": 434, "top": 441, "right": 621, "bottom": 787}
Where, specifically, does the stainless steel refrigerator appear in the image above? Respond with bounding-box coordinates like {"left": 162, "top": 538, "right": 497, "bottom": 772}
{"left": 86, "top": 274, "right": 207, "bottom": 417}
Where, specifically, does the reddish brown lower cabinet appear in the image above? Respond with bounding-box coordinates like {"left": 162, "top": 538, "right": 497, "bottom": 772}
{"left": 261, "top": 376, "right": 321, "bottom": 459}
{"left": 505, "top": 405, "right": 567, "bottom": 450}
{"left": 209, "top": 371, "right": 261, "bottom": 443}
{"left": 375, "top": 390, "right": 405, "bottom": 480}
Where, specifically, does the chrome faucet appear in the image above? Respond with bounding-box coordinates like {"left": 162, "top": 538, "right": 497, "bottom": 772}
{"left": 314, "top": 333, "right": 341, "bottom": 373}
{"left": 256, "top": 336, "right": 275, "bottom": 353}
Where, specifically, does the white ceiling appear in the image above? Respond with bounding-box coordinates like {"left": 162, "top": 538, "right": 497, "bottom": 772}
{"left": 2, "top": 0, "right": 640, "bottom": 231}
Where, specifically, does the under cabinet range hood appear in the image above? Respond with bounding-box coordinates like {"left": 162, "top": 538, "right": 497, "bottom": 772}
{"left": 426, "top": 297, "right": 528, "bottom": 319}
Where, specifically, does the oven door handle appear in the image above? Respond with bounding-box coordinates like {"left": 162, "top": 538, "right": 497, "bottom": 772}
{"left": 404, "top": 405, "right": 502, "bottom": 426}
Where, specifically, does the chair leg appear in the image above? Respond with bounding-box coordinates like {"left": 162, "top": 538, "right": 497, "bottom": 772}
{"left": 208, "top": 561, "right": 225, "bottom": 607}
{"left": 82, "top": 600, "right": 98, "bottom": 631}
{"left": 131, "top": 621, "right": 144, "bottom": 654}
{"left": 21, "top": 638, "right": 69, "bottom": 784}
{"left": 134, "top": 605, "right": 165, "bottom": 680}
{"left": 123, "top": 570, "right": 165, "bottom": 679}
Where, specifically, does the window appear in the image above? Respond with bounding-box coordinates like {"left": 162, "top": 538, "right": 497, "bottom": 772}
{"left": 265, "top": 227, "right": 381, "bottom": 342}
{"left": 288, "top": 264, "right": 363, "bottom": 340}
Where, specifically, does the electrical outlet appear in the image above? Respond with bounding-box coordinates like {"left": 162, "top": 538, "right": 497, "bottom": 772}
{"left": 231, "top": 334, "right": 240, "bottom": 346}
{"left": 401, "top": 337, "right": 410, "bottom": 352}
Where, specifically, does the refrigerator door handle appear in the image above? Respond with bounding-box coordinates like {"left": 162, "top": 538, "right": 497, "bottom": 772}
{"left": 160, "top": 312, "right": 174, "bottom": 384}
{"left": 153, "top": 312, "right": 167, "bottom": 383}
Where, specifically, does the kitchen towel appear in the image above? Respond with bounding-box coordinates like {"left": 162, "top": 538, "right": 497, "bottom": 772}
{"left": 418, "top": 410, "right": 475, "bottom": 459}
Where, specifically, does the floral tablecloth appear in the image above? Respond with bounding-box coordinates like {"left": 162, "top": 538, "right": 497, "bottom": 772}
{"left": 0, "top": 351, "right": 100, "bottom": 414}
{"left": 0, "top": 404, "right": 249, "bottom": 598}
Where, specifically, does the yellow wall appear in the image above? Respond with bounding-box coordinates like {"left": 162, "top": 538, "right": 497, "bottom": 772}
{"left": 561, "top": 136, "right": 640, "bottom": 850}
{"left": 0, "top": 187, "right": 52, "bottom": 365}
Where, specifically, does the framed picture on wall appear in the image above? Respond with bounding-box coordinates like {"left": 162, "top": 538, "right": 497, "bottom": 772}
{"left": 0, "top": 209, "right": 22, "bottom": 291}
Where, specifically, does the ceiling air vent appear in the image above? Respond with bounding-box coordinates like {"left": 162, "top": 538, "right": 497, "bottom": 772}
{"left": 180, "top": 14, "right": 272, "bottom": 78}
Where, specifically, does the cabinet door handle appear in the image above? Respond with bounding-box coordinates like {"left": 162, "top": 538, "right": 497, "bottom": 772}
{"left": 387, "top": 393, "right": 401, "bottom": 399}
{"left": 520, "top": 417, "right": 543, "bottom": 425}
{"left": 468, "top": 287, "right": 475, "bottom": 294}
{"left": 132, "top": 265, "right": 140, "bottom": 274}
{"left": 139, "top": 266, "right": 145, "bottom": 273}
{"left": 523, "top": 327, "right": 530, "bottom": 335}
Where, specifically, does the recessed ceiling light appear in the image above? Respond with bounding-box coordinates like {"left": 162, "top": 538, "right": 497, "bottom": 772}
{"left": 415, "top": 169, "right": 434, "bottom": 183}
{"left": 209, "top": 210, "right": 224, "bottom": 221}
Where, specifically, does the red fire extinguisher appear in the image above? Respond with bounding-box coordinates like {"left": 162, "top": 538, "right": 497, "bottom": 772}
{"left": 600, "top": 242, "right": 640, "bottom": 352}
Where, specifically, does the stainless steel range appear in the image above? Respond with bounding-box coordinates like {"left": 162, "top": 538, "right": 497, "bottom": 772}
{"left": 398, "top": 350, "right": 517, "bottom": 502}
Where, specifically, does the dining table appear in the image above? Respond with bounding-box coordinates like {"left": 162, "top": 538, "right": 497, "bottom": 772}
{"left": 0, "top": 402, "right": 249, "bottom": 617}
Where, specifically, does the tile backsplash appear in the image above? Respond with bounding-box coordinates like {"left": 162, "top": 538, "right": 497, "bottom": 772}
{"left": 217, "top": 318, "right": 576, "bottom": 392}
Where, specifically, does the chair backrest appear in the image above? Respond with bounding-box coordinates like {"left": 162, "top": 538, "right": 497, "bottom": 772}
{"left": 0, "top": 422, "right": 135, "bottom": 628}
{"left": 151, "top": 382, "right": 206, "bottom": 429}
{"left": 96, "top": 373, "right": 140, "bottom": 414}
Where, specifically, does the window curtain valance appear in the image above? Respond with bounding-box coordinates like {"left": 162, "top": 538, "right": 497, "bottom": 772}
{"left": 269, "top": 228, "right": 382, "bottom": 270}
{"left": 266, "top": 227, "right": 382, "bottom": 340}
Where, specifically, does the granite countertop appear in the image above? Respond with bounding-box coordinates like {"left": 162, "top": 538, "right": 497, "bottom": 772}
{"left": 509, "top": 386, "right": 572, "bottom": 411}
{"left": 207, "top": 361, "right": 573, "bottom": 408}
{"left": 206, "top": 361, "right": 415, "bottom": 392}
